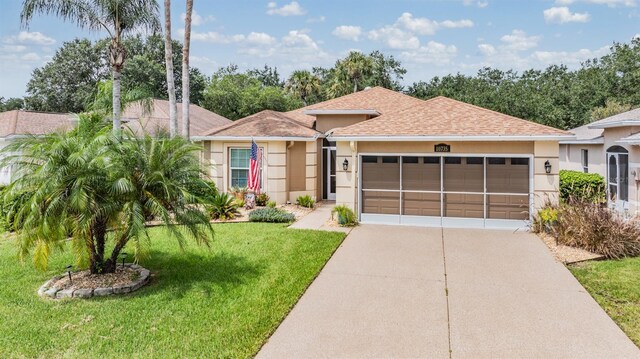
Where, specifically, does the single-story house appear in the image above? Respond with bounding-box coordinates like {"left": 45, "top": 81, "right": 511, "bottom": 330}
{"left": 560, "top": 108, "right": 640, "bottom": 214}
{"left": 0, "top": 99, "right": 231, "bottom": 184}
{"left": 195, "top": 87, "right": 572, "bottom": 229}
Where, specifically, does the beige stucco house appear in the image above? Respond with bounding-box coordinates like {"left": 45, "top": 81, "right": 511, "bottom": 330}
{"left": 560, "top": 108, "right": 640, "bottom": 215}
{"left": 195, "top": 87, "right": 572, "bottom": 229}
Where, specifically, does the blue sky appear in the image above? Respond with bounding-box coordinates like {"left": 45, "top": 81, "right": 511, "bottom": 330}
{"left": 1, "top": 0, "right": 639, "bottom": 98}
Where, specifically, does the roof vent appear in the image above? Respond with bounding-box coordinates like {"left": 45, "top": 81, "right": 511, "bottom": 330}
{"left": 364, "top": 86, "right": 371, "bottom": 91}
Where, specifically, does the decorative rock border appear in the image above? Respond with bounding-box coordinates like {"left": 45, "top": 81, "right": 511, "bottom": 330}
{"left": 37, "top": 263, "right": 150, "bottom": 299}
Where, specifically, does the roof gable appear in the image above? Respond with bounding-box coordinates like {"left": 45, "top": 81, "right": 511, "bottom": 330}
{"left": 285, "top": 86, "right": 424, "bottom": 127}
{"left": 202, "top": 110, "right": 321, "bottom": 138}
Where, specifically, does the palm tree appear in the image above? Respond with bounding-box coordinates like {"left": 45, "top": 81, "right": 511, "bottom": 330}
{"left": 328, "top": 51, "right": 374, "bottom": 98}
{"left": 21, "top": 0, "right": 161, "bottom": 135}
{"left": 2, "top": 115, "right": 213, "bottom": 274}
{"left": 181, "top": 0, "right": 193, "bottom": 138}
{"left": 285, "top": 70, "right": 321, "bottom": 106}
{"left": 164, "top": 0, "right": 178, "bottom": 137}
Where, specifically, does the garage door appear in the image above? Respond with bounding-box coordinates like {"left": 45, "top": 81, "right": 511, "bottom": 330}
{"left": 360, "top": 155, "right": 531, "bottom": 229}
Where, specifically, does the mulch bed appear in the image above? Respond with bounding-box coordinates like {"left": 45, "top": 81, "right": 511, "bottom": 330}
{"left": 538, "top": 233, "right": 605, "bottom": 264}
{"left": 53, "top": 266, "right": 140, "bottom": 290}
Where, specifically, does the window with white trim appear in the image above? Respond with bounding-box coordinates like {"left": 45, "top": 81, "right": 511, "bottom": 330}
{"left": 229, "top": 148, "right": 263, "bottom": 189}
{"left": 581, "top": 149, "right": 588, "bottom": 173}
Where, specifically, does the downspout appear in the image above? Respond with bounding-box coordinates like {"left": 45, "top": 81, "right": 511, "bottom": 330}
{"left": 350, "top": 141, "right": 357, "bottom": 211}
{"left": 287, "top": 141, "right": 294, "bottom": 203}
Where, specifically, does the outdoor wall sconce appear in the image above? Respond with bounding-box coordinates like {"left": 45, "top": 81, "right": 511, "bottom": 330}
{"left": 544, "top": 160, "right": 552, "bottom": 174}
{"left": 120, "top": 252, "right": 128, "bottom": 269}
{"left": 65, "top": 264, "right": 73, "bottom": 284}
{"left": 343, "top": 159, "right": 349, "bottom": 171}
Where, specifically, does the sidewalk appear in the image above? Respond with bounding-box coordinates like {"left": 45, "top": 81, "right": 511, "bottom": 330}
{"left": 288, "top": 202, "right": 352, "bottom": 233}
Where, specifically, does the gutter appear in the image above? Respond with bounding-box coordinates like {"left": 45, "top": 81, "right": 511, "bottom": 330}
{"left": 326, "top": 135, "right": 575, "bottom": 142}
{"left": 191, "top": 134, "right": 324, "bottom": 142}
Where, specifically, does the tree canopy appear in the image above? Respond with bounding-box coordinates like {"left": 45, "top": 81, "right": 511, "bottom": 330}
{"left": 24, "top": 35, "right": 207, "bottom": 113}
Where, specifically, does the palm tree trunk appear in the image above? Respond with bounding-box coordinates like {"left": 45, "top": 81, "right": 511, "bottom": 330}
{"left": 112, "top": 69, "right": 122, "bottom": 133}
{"left": 164, "top": 0, "right": 178, "bottom": 137}
{"left": 353, "top": 79, "right": 358, "bottom": 93}
{"left": 181, "top": 0, "right": 193, "bottom": 139}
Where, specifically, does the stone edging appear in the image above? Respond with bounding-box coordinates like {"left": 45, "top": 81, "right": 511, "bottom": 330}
{"left": 37, "top": 263, "right": 150, "bottom": 299}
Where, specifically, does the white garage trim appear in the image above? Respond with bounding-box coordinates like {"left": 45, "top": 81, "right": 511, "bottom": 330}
{"left": 357, "top": 153, "right": 534, "bottom": 230}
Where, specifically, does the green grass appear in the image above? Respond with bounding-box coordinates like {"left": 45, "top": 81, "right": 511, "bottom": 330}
{"left": 0, "top": 223, "right": 345, "bottom": 358}
{"left": 570, "top": 257, "right": 640, "bottom": 346}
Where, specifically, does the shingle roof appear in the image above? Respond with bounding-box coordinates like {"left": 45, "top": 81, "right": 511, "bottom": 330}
{"left": 0, "top": 110, "right": 75, "bottom": 137}
{"left": 285, "top": 86, "right": 425, "bottom": 127}
{"left": 565, "top": 107, "right": 640, "bottom": 143}
{"left": 202, "top": 110, "right": 321, "bottom": 138}
{"left": 123, "top": 99, "right": 231, "bottom": 136}
{"left": 331, "top": 96, "right": 571, "bottom": 138}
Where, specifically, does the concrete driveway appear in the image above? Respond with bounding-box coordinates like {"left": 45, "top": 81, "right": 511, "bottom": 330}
{"left": 257, "top": 225, "right": 640, "bottom": 358}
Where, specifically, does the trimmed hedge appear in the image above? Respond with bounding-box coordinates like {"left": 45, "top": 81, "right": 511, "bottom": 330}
{"left": 559, "top": 170, "right": 606, "bottom": 203}
{"left": 249, "top": 208, "right": 295, "bottom": 223}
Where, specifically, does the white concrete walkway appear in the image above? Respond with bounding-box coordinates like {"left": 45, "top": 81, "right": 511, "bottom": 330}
{"left": 288, "top": 202, "right": 351, "bottom": 233}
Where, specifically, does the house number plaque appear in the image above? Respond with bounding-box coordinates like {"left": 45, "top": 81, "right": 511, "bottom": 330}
{"left": 434, "top": 143, "right": 451, "bottom": 153}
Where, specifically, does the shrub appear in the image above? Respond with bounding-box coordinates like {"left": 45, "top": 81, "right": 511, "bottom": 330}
{"left": 186, "top": 178, "right": 218, "bottom": 204}
{"left": 331, "top": 205, "right": 358, "bottom": 227}
{"left": 267, "top": 201, "right": 277, "bottom": 208}
{"left": 532, "top": 204, "right": 558, "bottom": 234}
{"left": 229, "top": 186, "right": 248, "bottom": 201}
{"left": 256, "top": 193, "right": 270, "bottom": 206}
{"left": 559, "top": 170, "right": 606, "bottom": 203}
{"left": 209, "top": 193, "right": 240, "bottom": 220}
{"left": 233, "top": 198, "right": 245, "bottom": 209}
{"left": 551, "top": 201, "right": 640, "bottom": 259}
{"left": 296, "top": 195, "right": 315, "bottom": 208}
{"left": 249, "top": 208, "right": 295, "bottom": 223}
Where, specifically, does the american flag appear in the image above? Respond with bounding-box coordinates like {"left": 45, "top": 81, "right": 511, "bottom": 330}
{"left": 248, "top": 139, "right": 261, "bottom": 193}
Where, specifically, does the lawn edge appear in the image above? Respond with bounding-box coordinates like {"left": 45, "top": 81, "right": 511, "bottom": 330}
{"left": 251, "top": 227, "right": 348, "bottom": 357}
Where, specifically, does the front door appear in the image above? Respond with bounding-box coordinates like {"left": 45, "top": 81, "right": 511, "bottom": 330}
{"left": 325, "top": 147, "right": 336, "bottom": 200}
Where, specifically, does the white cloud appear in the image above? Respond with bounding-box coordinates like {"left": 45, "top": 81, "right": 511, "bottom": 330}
{"left": 368, "top": 26, "right": 420, "bottom": 50}
{"left": 306, "top": 15, "right": 326, "bottom": 23}
{"left": 0, "top": 45, "right": 27, "bottom": 52}
{"left": 556, "top": 0, "right": 636, "bottom": 7}
{"left": 478, "top": 43, "right": 496, "bottom": 56}
{"left": 401, "top": 41, "right": 458, "bottom": 65}
{"left": 396, "top": 12, "right": 439, "bottom": 35}
{"left": 189, "top": 31, "right": 245, "bottom": 44}
{"left": 266, "top": 1, "right": 306, "bottom": 16}
{"left": 500, "top": 29, "right": 541, "bottom": 51}
{"left": 182, "top": 10, "right": 214, "bottom": 26}
{"left": 245, "top": 32, "right": 277, "bottom": 46}
{"left": 332, "top": 25, "right": 362, "bottom": 41}
{"left": 6, "top": 31, "right": 56, "bottom": 45}
{"left": 531, "top": 46, "right": 610, "bottom": 65}
{"left": 463, "top": 0, "right": 489, "bottom": 7}
{"left": 20, "top": 52, "right": 40, "bottom": 61}
{"left": 544, "top": 7, "right": 590, "bottom": 23}
{"left": 439, "top": 19, "right": 475, "bottom": 28}
{"left": 367, "top": 13, "right": 474, "bottom": 50}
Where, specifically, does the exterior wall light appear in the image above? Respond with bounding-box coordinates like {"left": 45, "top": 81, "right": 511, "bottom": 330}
{"left": 544, "top": 160, "right": 552, "bottom": 174}
{"left": 342, "top": 159, "right": 349, "bottom": 171}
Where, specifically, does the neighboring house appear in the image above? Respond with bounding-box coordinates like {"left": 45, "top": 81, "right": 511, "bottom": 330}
{"left": 195, "top": 87, "right": 572, "bottom": 229}
{"left": 0, "top": 100, "right": 231, "bottom": 184}
{"left": 560, "top": 108, "right": 640, "bottom": 214}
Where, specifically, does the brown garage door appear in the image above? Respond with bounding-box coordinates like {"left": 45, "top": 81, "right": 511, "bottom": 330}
{"left": 360, "top": 155, "right": 530, "bottom": 225}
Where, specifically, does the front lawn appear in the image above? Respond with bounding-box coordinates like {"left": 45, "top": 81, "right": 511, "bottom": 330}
{"left": 0, "top": 223, "right": 345, "bottom": 358}
{"left": 570, "top": 258, "right": 640, "bottom": 346}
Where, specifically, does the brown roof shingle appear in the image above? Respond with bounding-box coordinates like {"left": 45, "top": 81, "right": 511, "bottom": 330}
{"left": 203, "top": 110, "right": 321, "bottom": 138}
{"left": 285, "top": 86, "right": 425, "bottom": 127}
{"left": 123, "top": 99, "right": 231, "bottom": 136}
{"left": 0, "top": 110, "right": 75, "bottom": 137}
{"left": 331, "top": 96, "right": 571, "bottom": 138}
